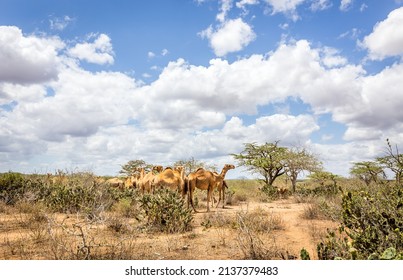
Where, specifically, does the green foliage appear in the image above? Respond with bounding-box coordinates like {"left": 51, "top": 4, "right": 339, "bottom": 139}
{"left": 139, "top": 188, "right": 193, "bottom": 233}
{"left": 376, "top": 139, "right": 403, "bottom": 185}
{"left": 284, "top": 147, "right": 322, "bottom": 192}
{"left": 174, "top": 157, "right": 217, "bottom": 174}
{"left": 300, "top": 248, "right": 311, "bottom": 260}
{"left": 317, "top": 183, "right": 403, "bottom": 259}
{"left": 119, "top": 159, "right": 151, "bottom": 176}
{"left": 349, "top": 161, "right": 385, "bottom": 186}
{"left": 308, "top": 171, "right": 339, "bottom": 195}
{"left": 0, "top": 172, "right": 43, "bottom": 205}
{"left": 232, "top": 141, "right": 287, "bottom": 187}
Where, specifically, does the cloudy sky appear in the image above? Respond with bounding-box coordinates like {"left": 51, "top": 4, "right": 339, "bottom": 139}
{"left": 1, "top": 0, "right": 403, "bottom": 178}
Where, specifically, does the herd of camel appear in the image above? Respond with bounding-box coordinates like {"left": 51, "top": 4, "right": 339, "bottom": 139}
{"left": 105, "top": 164, "right": 236, "bottom": 212}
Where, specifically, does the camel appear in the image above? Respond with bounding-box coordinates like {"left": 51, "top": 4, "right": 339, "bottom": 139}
{"left": 186, "top": 164, "right": 235, "bottom": 212}
{"left": 105, "top": 177, "right": 125, "bottom": 189}
{"left": 211, "top": 164, "right": 235, "bottom": 208}
{"left": 153, "top": 166, "right": 186, "bottom": 196}
{"left": 137, "top": 165, "right": 163, "bottom": 193}
{"left": 124, "top": 175, "right": 137, "bottom": 189}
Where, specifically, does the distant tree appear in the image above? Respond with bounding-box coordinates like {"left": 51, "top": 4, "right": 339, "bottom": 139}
{"left": 377, "top": 139, "right": 403, "bottom": 185}
{"left": 119, "top": 159, "right": 152, "bottom": 176}
{"left": 284, "top": 146, "right": 322, "bottom": 192}
{"left": 173, "top": 157, "right": 217, "bottom": 175}
{"left": 350, "top": 161, "right": 385, "bottom": 186}
{"left": 309, "top": 171, "right": 340, "bottom": 193}
{"left": 232, "top": 141, "right": 287, "bottom": 188}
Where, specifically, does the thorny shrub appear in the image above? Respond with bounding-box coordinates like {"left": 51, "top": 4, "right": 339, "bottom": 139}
{"left": 317, "top": 183, "right": 403, "bottom": 259}
{"left": 139, "top": 188, "right": 193, "bottom": 233}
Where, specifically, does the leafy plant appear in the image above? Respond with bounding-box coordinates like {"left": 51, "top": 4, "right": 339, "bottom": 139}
{"left": 317, "top": 183, "right": 403, "bottom": 259}
{"left": 139, "top": 188, "right": 193, "bottom": 233}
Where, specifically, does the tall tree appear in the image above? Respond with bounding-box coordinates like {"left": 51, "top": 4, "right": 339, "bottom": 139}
{"left": 350, "top": 161, "right": 385, "bottom": 186}
{"left": 377, "top": 139, "right": 403, "bottom": 185}
{"left": 232, "top": 141, "right": 287, "bottom": 187}
{"left": 284, "top": 147, "right": 322, "bottom": 192}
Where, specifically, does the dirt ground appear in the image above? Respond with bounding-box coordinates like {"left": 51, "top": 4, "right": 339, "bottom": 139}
{"left": 0, "top": 197, "right": 338, "bottom": 260}
{"left": 184, "top": 197, "right": 338, "bottom": 260}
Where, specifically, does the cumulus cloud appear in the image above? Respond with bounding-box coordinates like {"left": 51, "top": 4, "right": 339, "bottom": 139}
{"left": 67, "top": 33, "right": 114, "bottom": 64}
{"left": 0, "top": 26, "right": 63, "bottom": 84}
{"left": 2, "top": 13, "right": 403, "bottom": 178}
{"left": 360, "top": 7, "right": 403, "bottom": 60}
{"left": 200, "top": 18, "right": 256, "bottom": 56}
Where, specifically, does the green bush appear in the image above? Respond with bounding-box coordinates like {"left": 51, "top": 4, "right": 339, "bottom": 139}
{"left": 317, "top": 183, "right": 403, "bottom": 259}
{"left": 0, "top": 172, "right": 27, "bottom": 205}
{"left": 139, "top": 188, "right": 193, "bottom": 233}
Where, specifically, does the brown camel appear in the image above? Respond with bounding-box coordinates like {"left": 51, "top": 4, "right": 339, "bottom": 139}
{"left": 187, "top": 164, "right": 235, "bottom": 212}
{"left": 211, "top": 164, "right": 235, "bottom": 208}
{"left": 138, "top": 165, "right": 163, "bottom": 193}
{"left": 105, "top": 177, "right": 125, "bottom": 189}
{"left": 153, "top": 166, "right": 186, "bottom": 197}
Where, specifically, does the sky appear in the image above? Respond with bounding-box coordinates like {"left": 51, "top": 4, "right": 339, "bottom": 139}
{"left": 1, "top": 0, "right": 403, "bottom": 179}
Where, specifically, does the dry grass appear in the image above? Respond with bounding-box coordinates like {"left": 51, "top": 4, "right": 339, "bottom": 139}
{"left": 0, "top": 177, "right": 342, "bottom": 260}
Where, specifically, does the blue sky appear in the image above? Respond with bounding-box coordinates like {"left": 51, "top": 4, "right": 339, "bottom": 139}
{"left": 1, "top": 0, "right": 403, "bottom": 178}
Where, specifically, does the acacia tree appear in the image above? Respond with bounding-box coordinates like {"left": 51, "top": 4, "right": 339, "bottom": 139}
{"left": 173, "top": 157, "right": 217, "bottom": 175}
{"left": 284, "top": 147, "right": 322, "bottom": 192}
{"left": 232, "top": 141, "right": 287, "bottom": 188}
{"left": 350, "top": 161, "right": 385, "bottom": 186}
{"left": 119, "top": 159, "right": 152, "bottom": 176}
{"left": 377, "top": 139, "right": 403, "bottom": 185}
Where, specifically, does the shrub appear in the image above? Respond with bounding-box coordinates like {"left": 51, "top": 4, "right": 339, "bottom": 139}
{"left": 317, "top": 183, "right": 403, "bottom": 259}
{"left": 139, "top": 188, "right": 193, "bottom": 233}
{"left": 0, "top": 172, "right": 27, "bottom": 205}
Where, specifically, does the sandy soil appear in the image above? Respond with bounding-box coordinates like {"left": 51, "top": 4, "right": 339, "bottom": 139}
{"left": 0, "top": 197, "right": 338, "bottom": 260}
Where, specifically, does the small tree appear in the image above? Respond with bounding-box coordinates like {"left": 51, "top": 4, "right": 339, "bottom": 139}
{"left": 350, "top": 161, "right": 385, "bottom": 186}
{"left": 284, "top": 147, "right": 322, "bottom": 192}
{"left": 232, "top": 141, "right": 287, "bottom": 188}
{"left": 377, "top": 139, "right": 403, "bottom": 185}
{"left": 119, "top": 160, "right": 152, "bottom": 176}
{"left": 309, "top": 171, "right": 339, "bottom": 194}
{"left": 173, "top": 157, "right": 217, "bottom": 175}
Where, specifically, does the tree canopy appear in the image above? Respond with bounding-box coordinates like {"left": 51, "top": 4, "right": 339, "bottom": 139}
{"left": 232, "top": 141, "right": 321, "bottom": 191}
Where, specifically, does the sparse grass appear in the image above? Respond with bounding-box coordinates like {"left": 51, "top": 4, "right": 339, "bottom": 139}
{"left": 0, "top": 174, "right": 343, "bottom": 260}
{"left": 235, "top": 209, "right": 288, "bottom": 260}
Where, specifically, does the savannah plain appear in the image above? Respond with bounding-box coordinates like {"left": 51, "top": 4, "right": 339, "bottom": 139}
{"left": 0, "top": 171, "right": 343, "bottom": 260}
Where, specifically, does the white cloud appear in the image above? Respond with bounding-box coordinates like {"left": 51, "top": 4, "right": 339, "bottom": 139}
{"left": 310, "top": 0, "right": 332, "bottom": 11}
{"left": 148, "top": 51, "right": 156, "bottom": 58}
{"left": 3, "top": 21, "right": 403, "bottom": 178}
{"left": 200, "top": 18, "right": 256, "bottom": 56}
{"left": 264, "top": 0, "right": 305, "bottom": 21}
{"left": 360, "top": 7, "right": 403, "bottom": 60}
{"left": 217, "top": 0, "right": 233, "bottom": 22}
{"left": 236, "top": 0, "right": 259, "bottom": 14}
{"left": 49, "top": 15, "right": 75, "bottom": 31}
{"left": 0, "top": 26, "right": 63, "bottom": 84}
{"left": 340, "top": 0, "right": 353, "bottom": 11}
{"left": 161, "top": 49, "right": 169, "bottom": 56}
{"left": 320, "top": 47, "right": 348, "bottom": 68}
{"left": 67, "top": 33, "right": 114, "bottom": 65}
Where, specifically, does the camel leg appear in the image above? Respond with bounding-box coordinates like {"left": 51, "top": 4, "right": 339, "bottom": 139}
{"left": 206, "top": 186, "right": 211, "bottom": 212}
{"left": 188, "top": 183, "right": 199, "bottom": 213}
{"left": 215, "top": 189, "right": 222, "bottom": 208}
{"left": 222, "top": 188, "right": 225, "bottom": 208}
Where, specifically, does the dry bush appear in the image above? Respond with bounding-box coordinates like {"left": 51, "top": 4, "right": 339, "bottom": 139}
{"left": 301, "top": 197, "right": 342, "bottom": 222}
{"left": 235, "top": 208, "right": 288, "bottom": 259}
